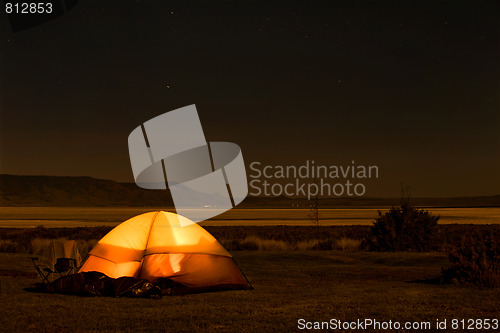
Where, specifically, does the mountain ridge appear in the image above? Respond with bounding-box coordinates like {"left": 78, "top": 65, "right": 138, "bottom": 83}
{"left": 0, "top": 174, "right": 499, "bottom": 208}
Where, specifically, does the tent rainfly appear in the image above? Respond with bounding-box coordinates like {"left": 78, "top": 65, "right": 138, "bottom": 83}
{"left": 79, "top": 211, "right": 251, "bottom": 291}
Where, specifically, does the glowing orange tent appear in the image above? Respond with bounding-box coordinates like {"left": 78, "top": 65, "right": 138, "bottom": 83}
{"left": 79, "top": 211, "right": 251, "bottom": 291}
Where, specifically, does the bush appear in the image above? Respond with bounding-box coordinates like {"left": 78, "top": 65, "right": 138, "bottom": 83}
{"left": 364, "top": 203, "right": 439, "bottom": 252}
{"left": 0, "top": 240, "right": 22, "bottom": 253}
{"left": 442, "top": 231, "right": 500, "bottom": 288}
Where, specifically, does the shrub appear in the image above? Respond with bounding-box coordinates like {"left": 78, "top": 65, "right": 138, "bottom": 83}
{"left": 364, "top": 203, "right": 439, "bottom": 252}
{"left": 0, "top": 240, "right": 22, "bottom": 253}
{"left": 335, "top": 238, "right": 361, "bottom": 251}
{"left": 442, "top": 231, "right": 500, "bottom": 288}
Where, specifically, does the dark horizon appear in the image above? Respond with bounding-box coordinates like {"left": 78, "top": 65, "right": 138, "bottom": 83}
{"left": 1, "top": 0, "right": 499, "bottom": 198}
{"left": 1, "top": 173, "right": 499, "bottom": 202}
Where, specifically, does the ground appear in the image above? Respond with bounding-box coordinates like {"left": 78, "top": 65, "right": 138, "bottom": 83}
{"left": 0, "top": 251, "right": 498, "bottom": 332}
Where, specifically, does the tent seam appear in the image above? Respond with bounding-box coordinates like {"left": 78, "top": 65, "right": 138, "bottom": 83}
{"left": 142, "top": 252, "right": 232, "bottom": 258}
{"left": 137, "top": 211, "right": 160, "bottom": 277}
{"left": 87, "top": 254, "right": 142, "bottom": 264}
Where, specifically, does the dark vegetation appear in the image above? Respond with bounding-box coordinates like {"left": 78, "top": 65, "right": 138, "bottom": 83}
{"left": 0, "top": 226, "right": 112, "bottom": 253}
{"left": 363, "top": 204, "right": 440, "bottom": 252}
{"left": 442, "top": 229, "right": 500, "bottom": 288}
{"left": 1, "top": 224, "right": 498, "bottom": 254}
{"left": 362, "top": 187, "right": 439, "bottom": 252}
{"left": 1, "top": 224, "right": 500, "bottom": 288}
{"left": 360, "top": 188, "right": 500, "bottom": 288}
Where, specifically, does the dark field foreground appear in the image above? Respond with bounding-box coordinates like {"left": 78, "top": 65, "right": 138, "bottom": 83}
{"left": 0, "top": 251, "right": 498, "bottom": 332}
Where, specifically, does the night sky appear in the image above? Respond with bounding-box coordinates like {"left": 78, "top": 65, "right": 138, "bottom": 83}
{"left": 1, "top": 0, "right": 499, "bottom": 197}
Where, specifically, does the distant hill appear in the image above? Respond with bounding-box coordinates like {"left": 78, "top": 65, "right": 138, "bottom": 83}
{"left": 0, "top": 175, "right": 174, "bottom": 207}
{"left": 0, "top": 174, "right": 499, "bottom": 208}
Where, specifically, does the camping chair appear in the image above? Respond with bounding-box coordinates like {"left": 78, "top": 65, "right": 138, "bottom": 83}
{"left": 53, "top": 257, "right": 77, "bottom": 276}
{"left": 30, "top": 257, "right": 77, "bottom": 283}
{"left": 30, "top": 257, "right": 52, "bottom": 284}
{"left": 30, "top": 239, "right": 82, "bottom": 283}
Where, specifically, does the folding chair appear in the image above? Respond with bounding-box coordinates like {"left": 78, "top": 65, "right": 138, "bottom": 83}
{"left": 30, "top": 239, "right": 82, "bottom": 283}
{"left": 30, "top": 257, "right": 77, "bottom": 283}
{"left": 29, "top": 257, "right": 52, "bottom": 284}
{"left": 53, "top": 257, "right": 77, "bottom": 276}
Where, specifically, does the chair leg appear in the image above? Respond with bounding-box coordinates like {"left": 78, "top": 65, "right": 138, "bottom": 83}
{"left": 41, "top": 273, "right": 50, "bottom": 284}
{"left": 30, "top": 258, "right": 58, "bottom": 284}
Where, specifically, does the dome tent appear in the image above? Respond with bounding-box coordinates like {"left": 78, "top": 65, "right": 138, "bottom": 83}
{"left": 79, "top": 211, "right": 251, "bottom": 291}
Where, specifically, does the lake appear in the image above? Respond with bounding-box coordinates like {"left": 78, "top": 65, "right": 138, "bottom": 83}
{"left": 0, "top": 207, "right": 499, "bottom": 228}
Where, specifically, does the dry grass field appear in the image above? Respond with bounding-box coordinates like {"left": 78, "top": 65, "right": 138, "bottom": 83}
{"left": 1, "top": 250, "right": 499, "bottom": 332}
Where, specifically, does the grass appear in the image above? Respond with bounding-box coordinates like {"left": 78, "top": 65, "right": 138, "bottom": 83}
{"left": 0, "top": 251, "right": 498, "bottom": 332}
{"left": 0, "top": 222, "right": 498, "bottom": 331}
